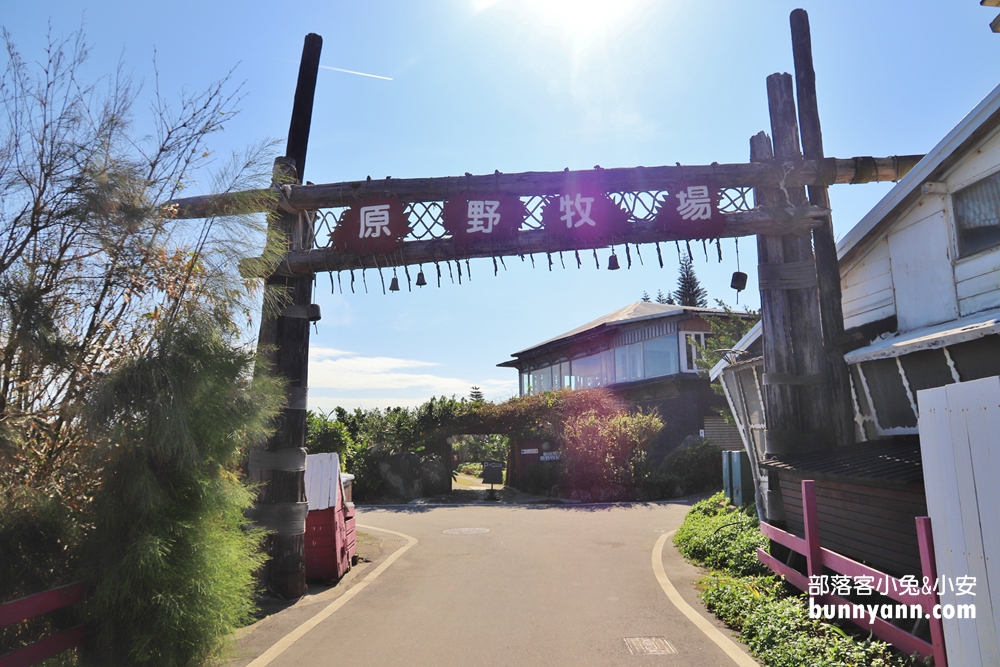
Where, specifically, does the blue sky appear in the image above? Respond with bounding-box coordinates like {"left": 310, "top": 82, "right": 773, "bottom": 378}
{"left": 5, "top": 2, "right": 1000, "bottom": 411}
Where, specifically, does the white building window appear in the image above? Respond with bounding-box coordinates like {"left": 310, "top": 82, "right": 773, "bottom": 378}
{"left": 954, "top": 170, "right": 1000, "bottom": 257}
{"left": 680, "top": 332, "right": 712, "bottom": 373}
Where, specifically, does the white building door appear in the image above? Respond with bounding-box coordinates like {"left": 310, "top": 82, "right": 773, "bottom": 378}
{"left": 918, "top": 376, "right": 1000, "bottom": 667}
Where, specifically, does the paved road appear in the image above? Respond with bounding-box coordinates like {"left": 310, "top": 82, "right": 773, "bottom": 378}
{"left": 232, "top": 501, "right": 758, "bottom": 667}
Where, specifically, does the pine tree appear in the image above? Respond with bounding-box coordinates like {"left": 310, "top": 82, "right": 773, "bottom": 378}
{"left": 655, "top": 289, "right": 670, "bottom": 305}
{"left": 469, "top": 386, "right": 485, "bottom": 402}
{"left": 641, "top": 291, "right": 651, "bottom": 302}
{"left": 672, "top": 252, "right": 708, "bottom": 307}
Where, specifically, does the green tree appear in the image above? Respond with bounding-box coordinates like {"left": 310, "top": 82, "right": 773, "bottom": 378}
{"left": 83, "top": 316, "right": 283, "bottom": 667}
{"left": 656, "top": 289, "right": 673, "bottom": 305}
{"left": 0, "top": 27, "right": 281, "bottom": 663}
{"left": 672, "top": 252, "right": 708, "bottom": 307}
{"left": 694, "top": 301, "right": 760, "bottom": 424}
{"left": 306, "top": 410, "right": 354, "bottom": 455}
{"left": 469, "top": 386, "right": 485, "bottom": 402}
{"left": 641, "top": 291, "right": 651, "bottom": 302}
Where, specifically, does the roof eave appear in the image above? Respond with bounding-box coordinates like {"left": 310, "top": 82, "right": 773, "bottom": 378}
{"left": 838, "top": 82, "right": 1000, "bottom": 268}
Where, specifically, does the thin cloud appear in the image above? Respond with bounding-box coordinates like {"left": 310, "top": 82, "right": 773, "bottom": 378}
{"left": 319, "top": 65, "right": 393, "bottom": 81}
{"left": 308, "top": 347, "right": 516, "bottom": 395}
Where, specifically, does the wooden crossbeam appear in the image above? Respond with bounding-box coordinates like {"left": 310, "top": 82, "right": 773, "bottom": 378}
{"left": 169, "top": 156, "right": 920, "bottom": 219}
{"left": 266, "top": 205, "right": 828, "bottom": 275}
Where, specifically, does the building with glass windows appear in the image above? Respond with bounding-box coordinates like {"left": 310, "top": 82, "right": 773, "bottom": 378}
{"left": 498, "top": 301, "right": 748, "bottom": 459}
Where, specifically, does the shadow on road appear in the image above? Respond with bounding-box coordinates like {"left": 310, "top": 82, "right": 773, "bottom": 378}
{"left": 356, "top": 490, "right": 711, "bottom": 514}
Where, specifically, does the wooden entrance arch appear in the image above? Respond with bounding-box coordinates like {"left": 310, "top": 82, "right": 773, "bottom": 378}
{"left": 170, "top": 11, "right": 920, "bottom": 598}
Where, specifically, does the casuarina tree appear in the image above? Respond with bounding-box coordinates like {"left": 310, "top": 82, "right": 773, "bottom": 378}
{"left": 0, "top": 26, "right": 285, "bottom": 665}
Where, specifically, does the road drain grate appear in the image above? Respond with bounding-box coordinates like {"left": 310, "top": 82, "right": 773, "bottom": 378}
{"left": 442, "top": 528, "right": 489, "bottom": 534}
{"left": 624, "top": 637, "right": 677, "bottom": 655}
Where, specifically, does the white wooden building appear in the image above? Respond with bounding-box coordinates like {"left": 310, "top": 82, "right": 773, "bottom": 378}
{"left": 713, "top": 81, "right": 1000, "bottom": 666}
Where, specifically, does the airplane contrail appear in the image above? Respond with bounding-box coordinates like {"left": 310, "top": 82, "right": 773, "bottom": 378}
{"left": 319, "top": 65, "right": 393, "bottom": 81}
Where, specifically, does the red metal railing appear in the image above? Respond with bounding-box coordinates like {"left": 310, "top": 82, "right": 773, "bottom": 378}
{"left": 0, "top": 582, "right": 87, "bottom": 667}
{"left": 757, "top": 479, "right": 947, "bottom": 667}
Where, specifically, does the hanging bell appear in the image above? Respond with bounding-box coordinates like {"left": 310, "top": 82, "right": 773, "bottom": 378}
{"left": 607, "top": 252, "right": 621, "bottom": 271}
{"left": 731, "top": 271, "right": 748, "bottom": 292}
{"left": 415, "top": 271, "right": 427, "bottom": 287}
{"left": 389, "top": 276, "right": 400, "bottom": 292}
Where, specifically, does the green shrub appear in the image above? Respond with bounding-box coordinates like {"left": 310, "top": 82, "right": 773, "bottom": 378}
{"left": 341, "top": 441, "right": 385, "bottom": 501}
{"left": 561, "top": 409, "right": 662, "bottom": 500}
{"left": 454, "top": 434, "right": 508, "bottom": 463}
{"left": 520, "top": 461, "right": 561, "bottom": 496}
{"left": 457, "top": 462, "right": 483, "bottom": 476}
{"left": 0, "top": 488, "right": 83, "bottom": 657}
{"left": 674, "top": 492, "right": 769, "bottom": 577}
{"left": 306, "top": 410, "right": 353, "bottom": 455}
{"left": 661, "top": 438, "right": 723, "bottom": 495}
{"left": 676, "top": 493, "right": 912, "bottom": 667}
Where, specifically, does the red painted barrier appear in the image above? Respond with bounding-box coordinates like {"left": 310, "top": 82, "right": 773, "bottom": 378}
{"left": 757, "top": 480, "right": 947, "bottom": 666}
{"left": 0, "top": 582, "right": 87, "bottom": 667}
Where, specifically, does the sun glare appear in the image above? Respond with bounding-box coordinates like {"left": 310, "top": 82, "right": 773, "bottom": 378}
{"left": 474, "top": 0, "right": 649, "bottom": 54}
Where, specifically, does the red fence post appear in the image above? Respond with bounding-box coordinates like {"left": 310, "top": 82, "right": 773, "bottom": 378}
{"left": 801, "top": 480, "right": 822, "bottom": 585}
{"left": 916, "top": 516, "right": 948, "bottom": 667}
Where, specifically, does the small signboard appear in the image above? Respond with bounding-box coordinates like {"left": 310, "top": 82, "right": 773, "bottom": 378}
{"left": 541, "top": 185, "right": 629, "bottom": 243}
{"left": 520, "top": 448, "right": 539, "bottom": 455}
{"left": 654, "top": 184, "right": 724, "bottom": 238}
{"left": 442, "top": 195, "right": 526, "bottom": 247}
{"left": 539, "top": 451, "right": 560, "bottom": 462}
{"left": 482, "top": 461, "right": 504, "bottom": 485}
{"left": 330, "top": 195, "right": 411, "bottom": 255}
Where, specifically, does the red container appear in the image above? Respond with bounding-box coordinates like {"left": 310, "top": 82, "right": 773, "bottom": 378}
{"left": 304, "top": 454, "right": 358, "bottom": 581}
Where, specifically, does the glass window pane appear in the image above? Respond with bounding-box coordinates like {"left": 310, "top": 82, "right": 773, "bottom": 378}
{"left": 683, "top": 333, "right": 707, "bottom": 372}
{"left": 643, "top": 334, "right": 678, "bottom": 378}
{"left": 572, "top": 354, "right": 602, "bottom": 389}
{"left": 560, "top": 361, "right": 571, "bottom": 389}
{"left": 954, "top": 171, "right": 1000, "bottom": 257}
{"left": 602, "top": 350, "right": 614, "bottom": 385}
{"left": 532, "top": 366, "right": 552, "bottom": 393}
{"left": 615, "top": 347, "right": 628, "bottom": 383}
{"left": 628, "top": 342, "right": 644, "bottom": 380}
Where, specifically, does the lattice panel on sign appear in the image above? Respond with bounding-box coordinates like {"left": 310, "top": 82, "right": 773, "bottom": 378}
{"left": 522, "top": 195, "right": 547, "bottom": 230}
{"left": 404, "top": 201, "right": 447, "bottom": 240}
{"left": 310, "top": 188, "right": 754, "bottom": 249}
{"left": 609, "top": 191, "right": 663, "bottom": 223}
{"left": 313, "top": 208, "right": 345, "bottom": 249}
{"left": 720, "top": 187, "right": 754, "bottom": 214}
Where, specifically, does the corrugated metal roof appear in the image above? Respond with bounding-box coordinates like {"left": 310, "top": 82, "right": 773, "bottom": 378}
{"left": 760, "top": 436, "right": 923, "bottom": 487}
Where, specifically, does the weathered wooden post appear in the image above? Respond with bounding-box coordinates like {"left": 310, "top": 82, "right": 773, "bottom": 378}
{"left": 790, "top": 8, "right": 855, "bottom": 449}
{"left": 751, "top": 130, "right": 802, "bottom": 459}
{"left": 767, "top": 71, "right": 830, "bottom": 449}
{"left": 754, "top": 71, "right": 831, "bottom": 461}
{"left": 251, "top": 33, "right": 323, "bottom": 600}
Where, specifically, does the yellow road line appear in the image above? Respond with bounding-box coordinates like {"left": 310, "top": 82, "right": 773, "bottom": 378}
{"left": 653, "top": 530, "right": 758, "bottom": 667}
{"left": 245, "top": 525, "right": 417, "bottom": 667}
